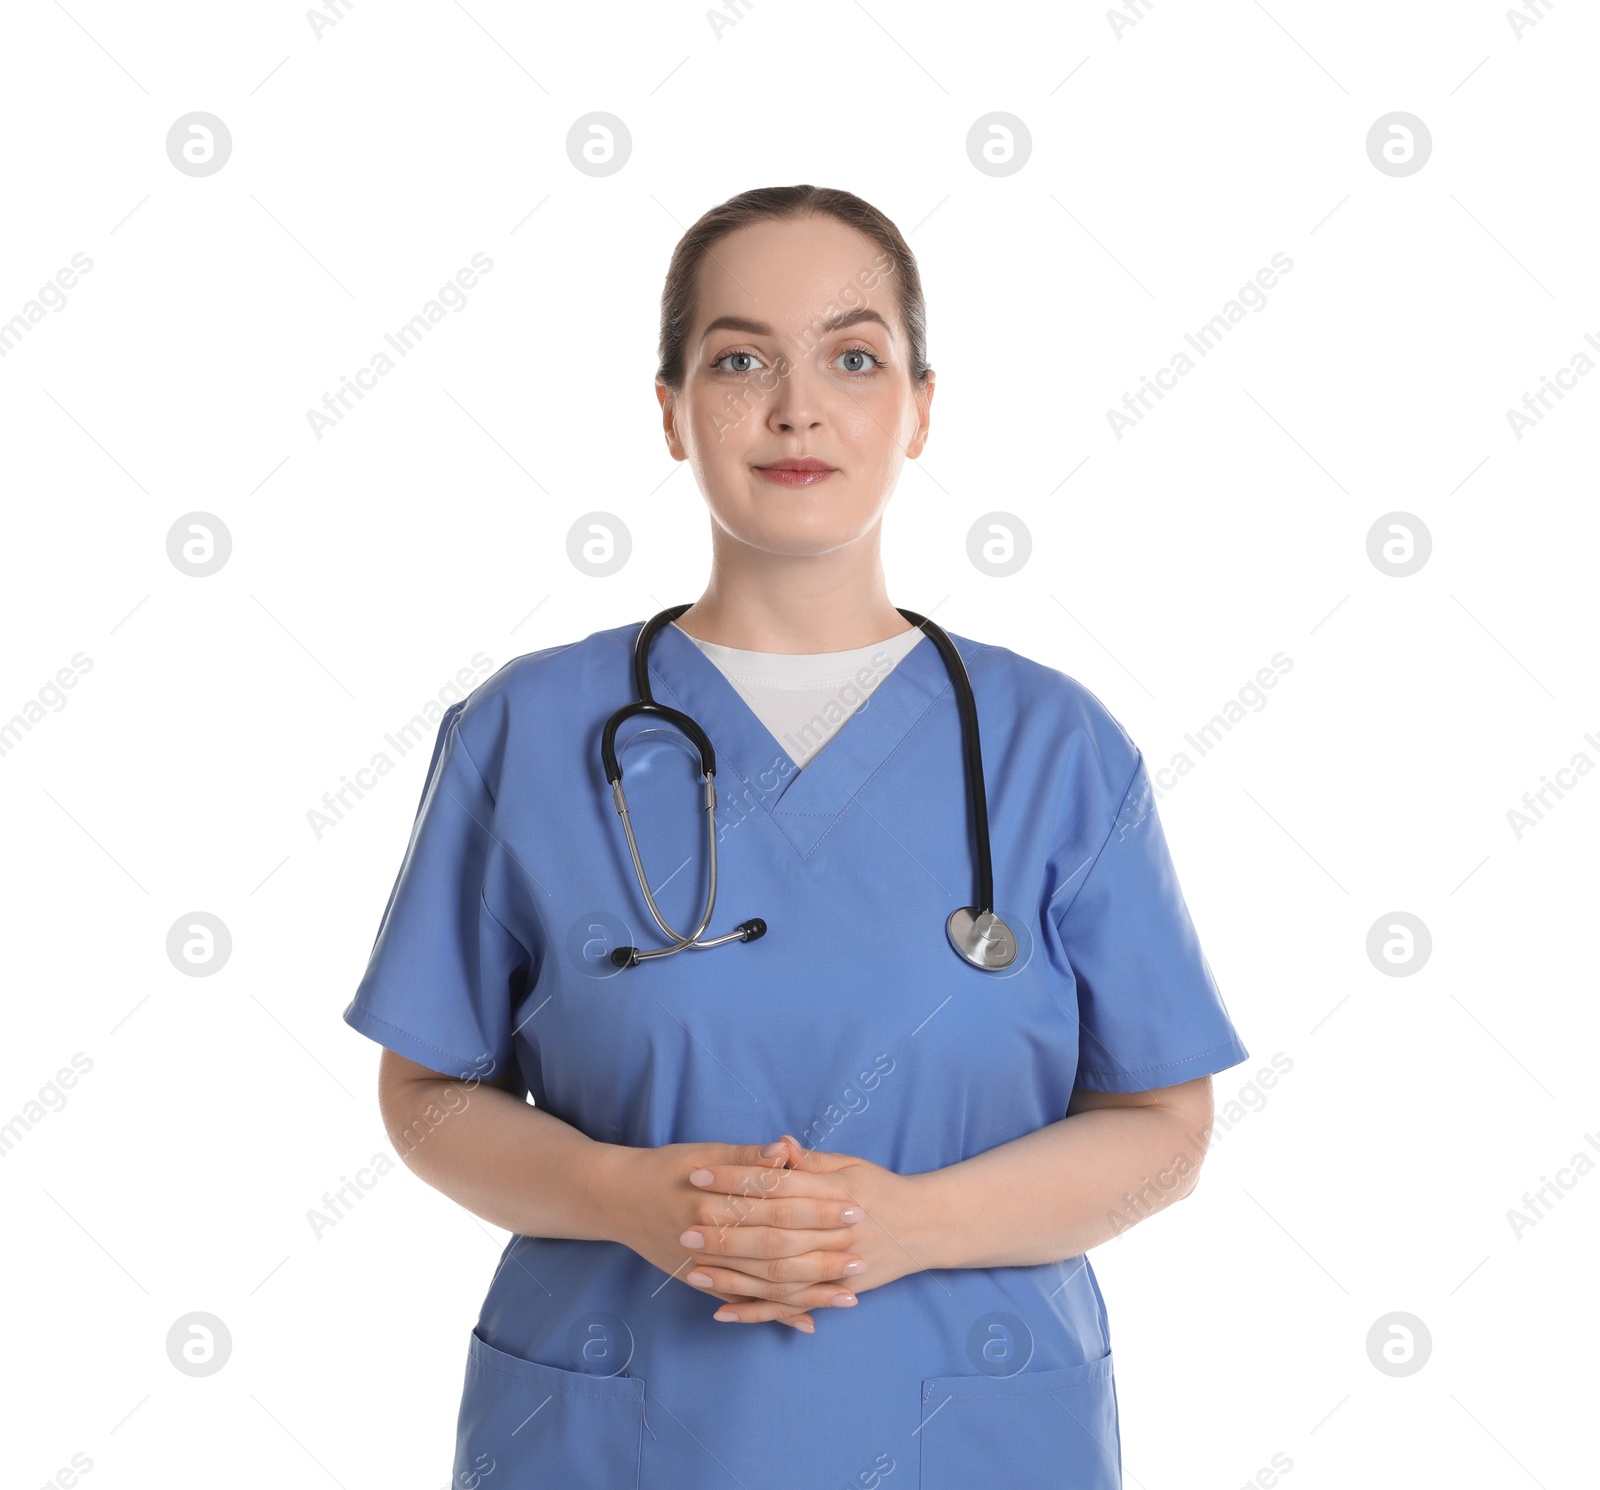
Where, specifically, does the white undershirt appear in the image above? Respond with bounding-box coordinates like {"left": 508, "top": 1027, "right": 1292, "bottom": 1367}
{"left": 678, "top": 622, "right": 926, "bottom": 769}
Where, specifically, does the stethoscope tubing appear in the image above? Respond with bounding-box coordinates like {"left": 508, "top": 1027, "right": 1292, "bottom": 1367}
{"left": 892, "top": 607, "right": 995, "bottom": 918}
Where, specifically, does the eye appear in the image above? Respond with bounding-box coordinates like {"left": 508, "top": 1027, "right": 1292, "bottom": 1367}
{"left": 711, "top": 350, "right": 764, "bottom": 374}
{"left": 834, "top": 344, "right": 887, "bottom": 375}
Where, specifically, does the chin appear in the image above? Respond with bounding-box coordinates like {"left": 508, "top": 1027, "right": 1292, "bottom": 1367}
{"left": 749, "top": 524, "right": 869, "bottom": 558}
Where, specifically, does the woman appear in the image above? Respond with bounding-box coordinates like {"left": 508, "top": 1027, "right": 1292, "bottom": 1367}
{"left": 346, "top": 184, "right": 1249, "bottom": 1488}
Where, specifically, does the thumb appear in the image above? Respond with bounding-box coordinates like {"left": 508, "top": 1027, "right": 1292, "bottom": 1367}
{"left": 767, "top": 1135, "right": 853, "bottom": 1172}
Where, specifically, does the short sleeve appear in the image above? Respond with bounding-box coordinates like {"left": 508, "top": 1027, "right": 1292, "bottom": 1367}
{"left": 342, "top": 701, "right": 531, "bottom": 1082}
{"left": 1055, "top": 752, "right": 1249, "bottom": 1093}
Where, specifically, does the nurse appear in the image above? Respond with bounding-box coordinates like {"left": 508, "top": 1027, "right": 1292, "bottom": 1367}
{"left": 345, "top": 184, "right": 1250, "bottom": 1488}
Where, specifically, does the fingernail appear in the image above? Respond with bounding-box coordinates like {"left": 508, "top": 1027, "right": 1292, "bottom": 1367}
{"left": 713, "top": 1308, "right": 736, "bottom": 1322}
{"left": 834, "top": 1294, "right": 857, "bottom": 1307}
{"left": 795, "top": 1318, "right": 815, "bottom": 1332}
{"left": 760, "top": 1142, "right": 784, "bottom": 1157}
{"left": 688, "top": 1270, "right": 714, "bottom": 1287}
{"left": 688, "top": 1169, "right": 714, "bottom": 1186}
{"left": 842, "top": 1259, "right": 867, "bottom": 1275}
{"left": 679, "top": 1230, "right": 705, "bottom": 1248}
{"left": 841, "top": 1206, "right": 864, "bottom": 1222}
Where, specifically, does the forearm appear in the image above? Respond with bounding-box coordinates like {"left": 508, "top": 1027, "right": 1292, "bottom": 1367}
{"left": 921, "top": 1101, "right": 1208, "bottom": 1269}
{"left": 380, "top": 1068, "right": 626, "bottom": 1242}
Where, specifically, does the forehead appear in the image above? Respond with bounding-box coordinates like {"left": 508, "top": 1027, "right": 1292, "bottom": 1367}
{"left": 692, "top": 215, "right": 897, "bottom": 339}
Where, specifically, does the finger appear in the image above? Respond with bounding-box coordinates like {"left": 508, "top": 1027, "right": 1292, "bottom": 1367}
{"left": 718, "top": 1142, "right": 799, "bottom": 1171}
{"left": 687, "top": 1163, "right": 845, "bottom": 1205}
{"left": 768, "top": 1135, "right": 857, "bottom": 1173}
{"left": 684, "top": 1248, "right": 864, "bottom": 1293}
{"left": 712, "top": 1296, "right": 818, "bottom": 1330}
{"left": 716, "top": 1299, "right": 812, "bottom": 1331}
{"left": 705, "top": 1275, "right": 853, "bottom": 1310}
{"left": 708, "top": 1289, "right": 816, "bottom": 1331}
{"left": 683, "top": 1199, "right": 864, "bottom": 1247}
{"left": 687, "top": 1261, "right": 863, "bottom": 1303}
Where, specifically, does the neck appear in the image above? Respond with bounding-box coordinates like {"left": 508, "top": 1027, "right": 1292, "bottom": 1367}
{"left": 674, "top": 524, "right": 913, "bottom": 653}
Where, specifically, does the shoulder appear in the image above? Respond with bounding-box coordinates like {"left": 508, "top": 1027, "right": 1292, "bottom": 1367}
{"left": 954, "top": 632, "right": 1143, "bottom": 807}
{"left": 441, "top": 622, "right": 638, "bottom": 784}
{"left": 473, "top": 622, "right": 634, "bottom": 708}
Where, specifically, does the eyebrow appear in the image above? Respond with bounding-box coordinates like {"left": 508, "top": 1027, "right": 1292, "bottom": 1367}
{"left": 698, "top": 307, "right": 892, "bottom": 344}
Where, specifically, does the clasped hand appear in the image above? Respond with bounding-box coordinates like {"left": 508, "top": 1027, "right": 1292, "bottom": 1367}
{"left": 615, "top": 1134, "right": 939, "bottom": 1334}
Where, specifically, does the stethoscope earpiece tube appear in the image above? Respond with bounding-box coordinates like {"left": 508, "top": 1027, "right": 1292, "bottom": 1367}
{"left": 600, "top": 701, "right": 717, "bottom": 785}
{"left": 632, "top": 602, "right": 694, "bottom": 704}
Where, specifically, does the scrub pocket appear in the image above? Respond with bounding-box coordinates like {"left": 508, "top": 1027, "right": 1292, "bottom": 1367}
{"left": 453, "top": 1327, "right": 644, "bottom": 1489}
{"left": 918, "top": 1349, "right": 1120, "bottom": 1489}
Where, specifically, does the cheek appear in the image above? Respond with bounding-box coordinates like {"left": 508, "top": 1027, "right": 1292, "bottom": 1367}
{"left": 836, "top": 390, "right": 908, "bottom": 461}
{"left": 689, "top": 389, "right": 763, "bottom": 453}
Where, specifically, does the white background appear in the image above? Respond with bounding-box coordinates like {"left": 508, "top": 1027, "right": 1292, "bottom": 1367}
{"left": 2, "top": 1, "right": 1596, "bottom": 1486}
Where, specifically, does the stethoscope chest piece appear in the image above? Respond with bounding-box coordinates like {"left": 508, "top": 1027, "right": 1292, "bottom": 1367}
{"left": 946, "top": 906, "right": 1018, "bottom": 971}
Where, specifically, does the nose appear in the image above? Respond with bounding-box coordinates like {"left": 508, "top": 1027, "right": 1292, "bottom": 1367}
{"left": 764, "top": 354, "right": 823, "bottom": 434}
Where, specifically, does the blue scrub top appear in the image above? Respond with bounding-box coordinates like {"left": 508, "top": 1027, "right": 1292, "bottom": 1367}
{"left": 344, "top": 618, "right": 1249, "bottom": 1490}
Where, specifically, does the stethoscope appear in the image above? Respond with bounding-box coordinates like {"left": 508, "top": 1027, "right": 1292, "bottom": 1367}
{"left": 599, "top": 604, "right": 1018, "bottom": 972}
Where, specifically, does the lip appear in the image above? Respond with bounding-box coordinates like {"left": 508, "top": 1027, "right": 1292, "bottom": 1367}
{"left": 755, "top": 457, "right": 836, "bottom": 488}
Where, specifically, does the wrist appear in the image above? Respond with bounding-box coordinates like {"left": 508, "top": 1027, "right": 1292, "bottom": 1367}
{"left": 586, "top": 1139, "right": 641, "bottom": 1247}
{"left": 908, "top": 1166, "right": 964, "bottom": 1273}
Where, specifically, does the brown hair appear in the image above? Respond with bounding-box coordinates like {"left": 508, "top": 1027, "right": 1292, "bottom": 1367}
{"left": 655, "top": 184, "right": 929, "bottom": 392}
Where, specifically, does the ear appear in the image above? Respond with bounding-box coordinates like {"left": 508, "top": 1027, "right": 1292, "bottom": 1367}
{"left": 657, "top": 380, "right": 687, "bottom": 462}
{"left": 905, "top": 368, "right": 935, "bottom": 459}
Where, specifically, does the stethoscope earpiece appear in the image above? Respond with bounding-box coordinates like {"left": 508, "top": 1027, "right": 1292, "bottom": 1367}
{"left": 607, "top": 919, "right": 763, "bottom": 970}
{"left": 600, "top": 605, "right": 1013, "bottom": 972}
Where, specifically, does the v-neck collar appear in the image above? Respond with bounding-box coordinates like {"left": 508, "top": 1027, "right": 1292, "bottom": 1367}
{"left": 642, "top": 618, "right": 971, "bottom": 860}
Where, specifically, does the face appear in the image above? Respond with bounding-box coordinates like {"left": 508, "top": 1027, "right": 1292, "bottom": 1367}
{"left": 657, "top": 214, "right": 933, "bottom": 558}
